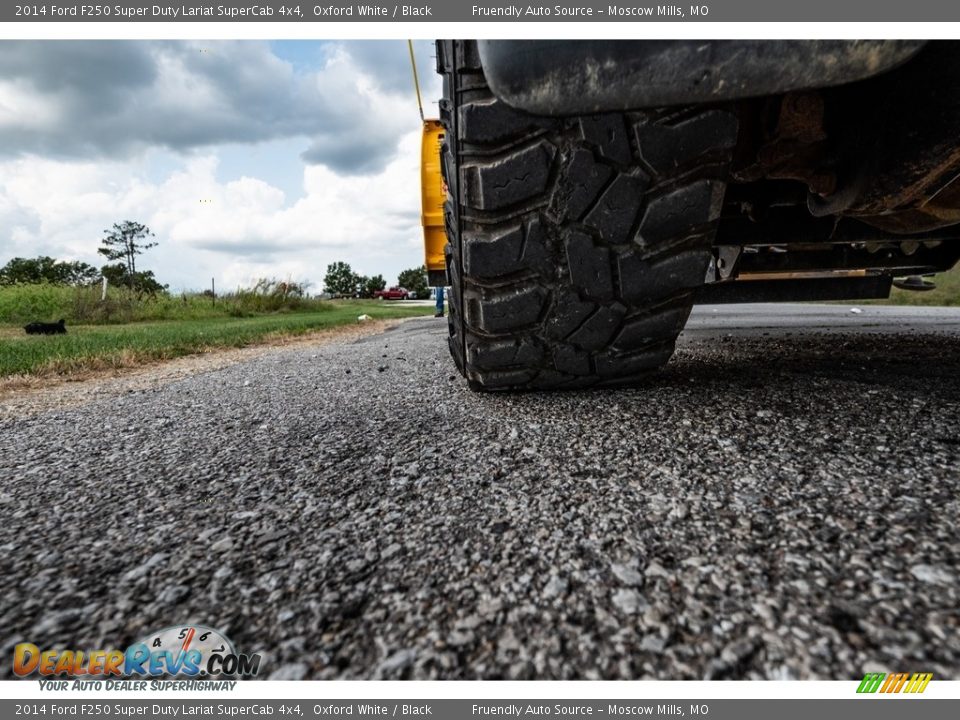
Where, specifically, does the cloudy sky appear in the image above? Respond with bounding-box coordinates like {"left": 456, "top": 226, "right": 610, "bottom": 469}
{"left": 0, "top": 40, "right": 442, "bottom": 292}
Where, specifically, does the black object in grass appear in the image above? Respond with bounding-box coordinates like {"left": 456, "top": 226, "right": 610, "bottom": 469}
{"left": 24, "top": 319, "right": 67, "bottom": 335}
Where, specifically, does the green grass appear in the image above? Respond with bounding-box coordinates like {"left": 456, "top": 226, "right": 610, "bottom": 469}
{"left": 0, "top": 283, "right": 74, "bottom": 323}
{"left": 0, "top": 282, "right": 332, "bottom": 325}
{"left": 0, "top": 301, "right": 431, "bottom": 378}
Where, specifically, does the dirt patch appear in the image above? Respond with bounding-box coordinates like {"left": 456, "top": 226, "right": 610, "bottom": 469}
{"left": 0, "top": 318, "right": 400, "bottom": 419}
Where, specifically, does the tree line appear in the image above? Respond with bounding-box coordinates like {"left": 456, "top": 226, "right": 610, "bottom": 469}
{"left": 2, "top": 220, "right": 433, "bottom": 301}
{"left": 0, "top": 221, "right": 165, "bottom": 293}
{"left": 323, "top": 261, "right": 430, "bottom": 299}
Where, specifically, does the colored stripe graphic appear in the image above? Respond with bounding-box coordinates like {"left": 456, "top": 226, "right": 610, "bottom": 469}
{"left": 905, "top": 673, "right": 933, "bottom": 693}
{"left": 857, "top": 672, "right": 886, "bottom": 693}
{"left": 881, "top": 672, "right": 908, "bottom": 693}
{"left": 857, "top": 672, "right": 932, "bottom": 694}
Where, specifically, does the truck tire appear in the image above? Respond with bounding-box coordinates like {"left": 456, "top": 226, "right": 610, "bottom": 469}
{"left": 438, "top": 40, "right": 738, "bottom": 390}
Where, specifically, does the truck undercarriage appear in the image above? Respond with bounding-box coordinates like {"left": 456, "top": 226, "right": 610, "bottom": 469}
{"left": 429, "top": 40, "right": 960, "bottom": 389}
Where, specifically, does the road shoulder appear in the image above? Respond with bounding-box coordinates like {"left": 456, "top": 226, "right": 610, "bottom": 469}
{"left": 0, "top": 318, "right": 404, "bottom": 419}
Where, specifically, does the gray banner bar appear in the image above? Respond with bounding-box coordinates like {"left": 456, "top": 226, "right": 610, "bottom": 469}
{"left": 4, "top": 0, "right": 960, "bottom": 23}
{"left": 4, "top": 699, "right": 959, "bottom": 719}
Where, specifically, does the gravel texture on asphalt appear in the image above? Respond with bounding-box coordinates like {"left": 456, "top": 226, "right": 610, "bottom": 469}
{"left": 1, "top": 305, "right": 959, "bottom": 680}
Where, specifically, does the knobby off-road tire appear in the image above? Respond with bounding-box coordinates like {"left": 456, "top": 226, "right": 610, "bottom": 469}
{"left": 438, "top": 41, "right": 738, "bottom": 390}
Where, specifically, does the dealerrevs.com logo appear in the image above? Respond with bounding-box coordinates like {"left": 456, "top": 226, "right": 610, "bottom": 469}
{"left": 14, "top": 625, "right": 261, "bottom": 678}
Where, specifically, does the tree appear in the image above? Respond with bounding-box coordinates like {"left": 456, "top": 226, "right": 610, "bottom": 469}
{"left": 59, "top": 261, "right": 100, "bottom": 285}
{"left": 364, "top": 274, "right": 387, "bottom": 298}
{"left": 324, "top": 261, "right": 358, "bottom": 297}
{"left": 349, "top": 274, "right": 387, "bottom": 299}
{"left": 353, "top": 274, "right": 369, "bottom": 297}
{"left": 97, "top": 221, "right": 157, "bottom": 290}
{"left": 100, "top": 264, "right": 167, "bottom": 295}
{"left": 397, "top": 265, "right": 429, "bottom": 299}
{"left": 0, "top": 256, "right": 100, "bottom": 286}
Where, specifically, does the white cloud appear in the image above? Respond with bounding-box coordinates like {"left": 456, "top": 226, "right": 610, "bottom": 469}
{"left": 0, "top": 40, "right": 433, "bottom": 175}
{"left": 0, "top": 40, "right": 442, "bottom": 290}
{"left": 0, "top": 80, "right": 61, "bottom": 131}
{"left": 0, "top": 129, "right": 426, "bottom": 291}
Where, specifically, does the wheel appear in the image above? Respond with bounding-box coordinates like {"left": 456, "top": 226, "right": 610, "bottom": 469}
{"left": 437, "top": 40, "right": 738, "bottom": 390}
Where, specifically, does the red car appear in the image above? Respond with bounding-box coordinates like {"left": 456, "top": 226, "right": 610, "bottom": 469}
{"left": 373, "top": 287, "right": 410, "bottom": 300}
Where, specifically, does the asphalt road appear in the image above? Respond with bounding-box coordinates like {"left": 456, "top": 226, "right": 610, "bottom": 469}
{"left": 1, "top": 304, "right": 959, "bottom": 680}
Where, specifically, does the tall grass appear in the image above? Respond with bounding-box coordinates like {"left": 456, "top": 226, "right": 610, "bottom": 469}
{"left": 0, "top": 283, "right": 74, "bottom": 323}
{"left": 0, "top": 279, "right": 331, "bottom": 325}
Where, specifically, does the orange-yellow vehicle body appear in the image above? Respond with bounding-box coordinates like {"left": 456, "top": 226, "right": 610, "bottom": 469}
{"left": 420, "top": 119, "right": 447, "bottom": 280}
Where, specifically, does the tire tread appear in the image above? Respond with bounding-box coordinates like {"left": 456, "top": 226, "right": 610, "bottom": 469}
{"left": 438, "top": 40, "right": 737, "bottom": 390}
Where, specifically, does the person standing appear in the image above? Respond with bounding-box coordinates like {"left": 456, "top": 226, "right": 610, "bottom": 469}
{"left": 435, "top": 286, "right": 445, "bottom": 317}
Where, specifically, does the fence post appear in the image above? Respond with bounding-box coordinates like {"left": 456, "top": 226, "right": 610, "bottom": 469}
{"left": 101, "top": 276, "right": 108, "bottom": 301}
{"left": 211, "top": 277, "right": 216, "bottom": 306}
